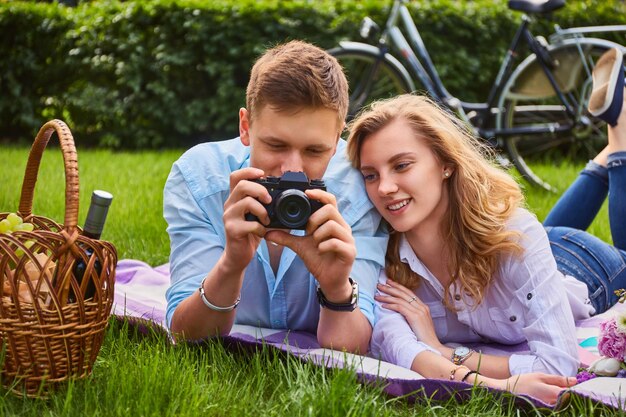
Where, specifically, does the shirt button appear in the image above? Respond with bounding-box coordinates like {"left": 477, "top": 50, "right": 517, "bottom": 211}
{"left": 527, "top": 293, "right": 533, "bottom": 300}
{"left": 454, "top": 294, "right": 461, "bottom": 301}
{"left": 509, "top": 316, "right": 517, "bottom": 322}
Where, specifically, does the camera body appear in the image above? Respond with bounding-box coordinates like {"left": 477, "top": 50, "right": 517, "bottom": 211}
{"left": 245, "top": 171, "right": 326, "bottom": 230}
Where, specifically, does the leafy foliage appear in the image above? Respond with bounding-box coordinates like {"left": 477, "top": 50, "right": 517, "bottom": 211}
{"left": 0, "top": 0, "right": 624, "bottom": 148}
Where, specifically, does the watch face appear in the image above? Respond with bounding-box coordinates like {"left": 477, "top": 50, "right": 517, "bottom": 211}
{"left": 455, "top": 346, "right": 470, "bottom": 356}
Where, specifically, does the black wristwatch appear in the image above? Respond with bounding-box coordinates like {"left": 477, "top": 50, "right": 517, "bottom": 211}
{"left": 317, "top": 278, "right": 359, "bottom": 312}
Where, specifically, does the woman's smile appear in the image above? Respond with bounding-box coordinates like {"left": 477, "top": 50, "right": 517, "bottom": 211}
{"left": 387, "top": 198, "right": 412, "bottom": 212}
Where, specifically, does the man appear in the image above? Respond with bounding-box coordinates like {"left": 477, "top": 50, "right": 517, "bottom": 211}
{"left": 164, "top": 40, "right": 387, "bottom": 353}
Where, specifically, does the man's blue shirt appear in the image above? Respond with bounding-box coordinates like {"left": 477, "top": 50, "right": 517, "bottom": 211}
{"left": 164, "top": 137, "right": 388, "bottom": 333}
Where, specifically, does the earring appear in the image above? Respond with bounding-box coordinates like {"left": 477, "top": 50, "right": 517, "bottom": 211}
{"left": 444, "top": 171, "right": 450, "bottom": 178}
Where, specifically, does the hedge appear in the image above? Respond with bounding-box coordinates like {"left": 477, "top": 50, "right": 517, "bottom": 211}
{"left": 1, "top": 0, "right": 624, "bottom": 148}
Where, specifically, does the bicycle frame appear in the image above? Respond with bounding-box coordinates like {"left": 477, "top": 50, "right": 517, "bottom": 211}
{"left": 378, "top": 1, "right": 449, "bottom": 102}
{"left": 373, "top": 0, "right": 609, "bottom": 139}
{"left": 550, "top": 24, "right": 626, "bottom": 43}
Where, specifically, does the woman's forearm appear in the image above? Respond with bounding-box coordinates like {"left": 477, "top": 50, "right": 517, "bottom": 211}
{"left": 434, "top": 345, "right": 512, "bottom": 379}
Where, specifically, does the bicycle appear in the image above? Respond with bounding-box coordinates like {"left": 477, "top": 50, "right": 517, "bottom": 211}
{"left": 329, "top": 0, "right": 626, "bottom": 191}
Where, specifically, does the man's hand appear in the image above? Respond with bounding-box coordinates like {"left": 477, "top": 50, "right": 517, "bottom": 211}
{"left": 266, "top": 188, "right": 370, "bottom": 353}
{"left": 265, "top": 188, "right": 356, "bottom": 302}
{"left": 222, "top": 167, "right": 272, "bottom": 270}
{"left": 171, "top": 167, "right": 273, "bottom": 340}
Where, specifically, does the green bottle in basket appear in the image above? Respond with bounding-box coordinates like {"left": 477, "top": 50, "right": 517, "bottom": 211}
{"left": 70, "top": 190, "right": 113, "bottom": 302}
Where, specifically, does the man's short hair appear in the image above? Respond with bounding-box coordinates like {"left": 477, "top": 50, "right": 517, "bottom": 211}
{"left": 246, "top": 40, "right": 349, "bottom": 126}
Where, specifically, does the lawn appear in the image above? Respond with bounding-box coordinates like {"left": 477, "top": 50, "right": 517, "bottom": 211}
{"left": 0, "top": 145, "right": 616, "bottom": 416}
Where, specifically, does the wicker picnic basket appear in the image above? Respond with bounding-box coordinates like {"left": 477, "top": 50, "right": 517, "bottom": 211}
{"left": 0, "top": 120, "right": 117, "bottom": 397}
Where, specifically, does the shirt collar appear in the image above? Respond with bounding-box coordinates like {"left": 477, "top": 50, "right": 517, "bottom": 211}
{"left": 397, "top": 234, "right": 445, "bottom": 294}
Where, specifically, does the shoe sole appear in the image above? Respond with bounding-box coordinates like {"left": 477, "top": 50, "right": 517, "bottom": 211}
{"left": 588, "top": 48, "right": 623, "bottom": 116}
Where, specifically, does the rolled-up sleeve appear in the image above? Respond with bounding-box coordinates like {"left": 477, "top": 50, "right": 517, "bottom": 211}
{"left": 370, "top": 275, "right": 441, "bottom": 369}
{"left": 504, "top": 218, "right": 579, "bottom": 376}
{"left": 163, "top": 162, "right": 226, "bottom": 329}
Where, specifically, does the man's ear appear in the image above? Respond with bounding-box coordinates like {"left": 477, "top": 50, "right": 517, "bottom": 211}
{"left": 239, "top": 108, "right": 250, "bottom": 146}
{"left": 331, "top": 136, "right": 339, "bottom": 157}
{"left": 332, "top": 122, "right": 345, "bottom": 156}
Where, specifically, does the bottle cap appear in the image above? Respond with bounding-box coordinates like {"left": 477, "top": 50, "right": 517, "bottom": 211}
{"left": 83, "top": 190, "right": 113, "bottom": 239}
{"left": 91, "top": 190, "right": 113, "bottom": 206}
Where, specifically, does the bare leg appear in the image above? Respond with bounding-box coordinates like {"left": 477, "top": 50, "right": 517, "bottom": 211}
{"left": 592, "top": 145, "right": 611, "bottom": 167}
{"left": 592, "top": 92, "right": 626, "bottom": 167}
{"left": 607, "top": 94, "right": 626, "bottom": 152}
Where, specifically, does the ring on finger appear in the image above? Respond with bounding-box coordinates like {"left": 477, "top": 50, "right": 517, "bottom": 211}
{"left": 407, "top": 296, "right": 417, "bottom": 304}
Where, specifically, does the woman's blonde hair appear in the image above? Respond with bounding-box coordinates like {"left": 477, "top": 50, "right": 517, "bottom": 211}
{"left": 347, "top": 94, "right": 524, "bottom": 308}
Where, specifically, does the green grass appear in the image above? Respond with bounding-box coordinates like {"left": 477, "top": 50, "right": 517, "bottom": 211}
{"left": 0, "top": 146, "right": 619, "bottom": 416}
{"left": 0, "top": 145, "right": 179, "bottom": 266}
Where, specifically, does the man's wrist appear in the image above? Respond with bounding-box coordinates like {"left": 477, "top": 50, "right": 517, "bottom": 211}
{"left": 218, "top": 252, "right": 247, "bottom": 277}
{"left": 317, "top": 278, "right": 359, "bottom": 312}
{"left": 198, "top": 257, "right": 245, "bottom": 310}
{"left": 319, "top": 279, "right": 353, "bottom": 304}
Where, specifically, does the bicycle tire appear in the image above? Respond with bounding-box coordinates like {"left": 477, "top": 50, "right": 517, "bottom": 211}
{"left": 329, "top": 46, "right": 413, "bottom": 119}
{"left": 497, "top": 40, "right": 620, "bottom": 191}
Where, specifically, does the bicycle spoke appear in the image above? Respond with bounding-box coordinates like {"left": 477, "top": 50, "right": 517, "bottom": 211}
{"left": 509, "top": 135, "right": 574, "bottom": 157}
{"left": 500, "top": 43, "right": 611, "bottom": 191}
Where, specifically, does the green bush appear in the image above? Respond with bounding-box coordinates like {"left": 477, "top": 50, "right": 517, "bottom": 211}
{"left": 0, "top": 0, "right": 624, "bottom": 148}
{"left": 0, "top": 4, "right": 73, "bottom": 138}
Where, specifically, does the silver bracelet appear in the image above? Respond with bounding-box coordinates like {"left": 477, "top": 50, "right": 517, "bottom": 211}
{"left": 198, "top": 277, "right": 241, "bottom": 312}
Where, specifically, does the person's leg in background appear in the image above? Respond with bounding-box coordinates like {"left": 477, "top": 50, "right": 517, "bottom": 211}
{"left": 546, "top": 48, "right": 626, "bottom": 313}
{"left": 544, "top": 48, "right": 625, "bottom": 236}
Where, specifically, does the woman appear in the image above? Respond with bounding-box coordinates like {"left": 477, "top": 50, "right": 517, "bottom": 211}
{"left": 346, "top": 48, "right": 625, "bottom": 405}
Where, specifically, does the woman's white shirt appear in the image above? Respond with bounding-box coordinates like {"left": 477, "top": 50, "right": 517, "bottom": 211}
{"left": 371, "top": 208, "right": 593, "bottom": 376}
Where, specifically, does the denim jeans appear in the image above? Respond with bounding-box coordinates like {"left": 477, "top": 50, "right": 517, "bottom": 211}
{"left": 543, "top": 152, "right": 626, "bottom": 314}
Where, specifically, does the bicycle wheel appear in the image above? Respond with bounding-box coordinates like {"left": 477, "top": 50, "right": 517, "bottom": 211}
{"left": 497, "top": 41, "right": 616, "bottom": 191}
{"left": 329, "top": 47, "right": 413, "bottom": 119}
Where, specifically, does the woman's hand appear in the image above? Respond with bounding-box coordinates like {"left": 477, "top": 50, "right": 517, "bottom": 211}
{"left": 375, "top": 278, "right": 442, "bottom": 349}
{"left": 485, "top": 373, "right": 576, "bottom": 406}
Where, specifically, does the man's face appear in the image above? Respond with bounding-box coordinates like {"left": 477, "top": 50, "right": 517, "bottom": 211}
{"left": 239, "top": 105, "right": 341, "bottom": 181}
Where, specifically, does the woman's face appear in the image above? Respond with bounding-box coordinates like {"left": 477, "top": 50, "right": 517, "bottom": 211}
{"left": 359, "top": 118, "right": 451, "bottom": 235}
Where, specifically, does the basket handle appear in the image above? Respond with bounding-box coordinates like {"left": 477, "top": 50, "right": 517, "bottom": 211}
{"left": 17, "top": 119, "right": 80, "bottom": 233}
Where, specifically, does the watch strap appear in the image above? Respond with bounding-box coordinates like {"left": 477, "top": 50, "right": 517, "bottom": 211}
{"left": 452, "top": 347, "right": 474, "bottom": 365}
{"left": 317, "top": 278, "right": 358, "bottom": 312}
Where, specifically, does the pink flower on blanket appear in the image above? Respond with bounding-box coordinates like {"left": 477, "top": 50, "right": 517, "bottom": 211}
{"left": 617, "top": 314, "right": 626, "bottom": 334}
{"left": 598, "top": 317, "right": 626, "bottom": 361}
{"left": 575, "top": 370, "right": 597, "bottom": 383}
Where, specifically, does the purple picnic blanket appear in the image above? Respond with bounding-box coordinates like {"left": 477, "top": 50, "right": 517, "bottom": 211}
{"left": 113, "top": 259, "right": 626, "bottom": 410}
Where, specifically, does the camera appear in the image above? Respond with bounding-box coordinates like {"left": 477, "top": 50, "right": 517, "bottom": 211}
{"left": 245, "top": 171, "right": 326, "bottom": 230}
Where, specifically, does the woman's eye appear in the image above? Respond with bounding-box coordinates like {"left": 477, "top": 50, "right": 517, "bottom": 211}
{"left": 395, "top": 162, "right": 410, "bottom": 171}
{"left": 362, "top": 173, "right": 377, "bottom": 182}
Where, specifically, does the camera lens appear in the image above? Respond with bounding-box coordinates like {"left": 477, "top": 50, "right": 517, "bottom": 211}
{"left": 274, "top": 189, "right": 311, "bottom": 229}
